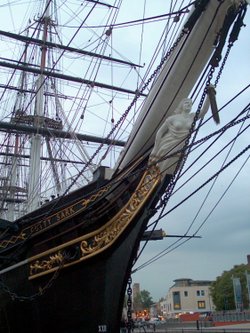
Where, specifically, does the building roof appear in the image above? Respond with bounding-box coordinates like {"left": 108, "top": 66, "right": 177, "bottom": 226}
{"left": 172, "top": 278, "right": 213, "bottom": 288}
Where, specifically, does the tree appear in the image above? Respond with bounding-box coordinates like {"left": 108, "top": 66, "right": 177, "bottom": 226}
{"left": 141, "top": 289, "right": 154, "bottom": 309}
{"left": 133, "top": 292, "right": 143, "bottom": 312}
{"left": 210, "top": 264, "right": 250, "bottom": 311}
{"left": 133, "top": 289, "right": 154, "bottom": 312}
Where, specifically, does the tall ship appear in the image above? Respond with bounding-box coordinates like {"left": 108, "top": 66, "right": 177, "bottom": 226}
{"left": 0, "top": 0, "right": 249, "bottom": 332}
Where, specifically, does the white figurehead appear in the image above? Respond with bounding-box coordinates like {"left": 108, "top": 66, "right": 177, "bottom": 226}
{"left": 150, "top": 98, "right": 207, "bottom": 175}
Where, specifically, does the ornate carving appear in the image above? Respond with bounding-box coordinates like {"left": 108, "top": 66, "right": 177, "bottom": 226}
{"left": 30, "top": 251, "right": 64, "bottom": 276}
{"left": 29, "top": 165, "right": 161, "bottom": 280}
{"left": 0, "top": 185, "right": 110, "bottom": 250}
{"left": 149, "top": 98, "right": 209, "bottom": 175}
{"left": 0, "top": 233, "right": 26, "bottom": 249}
{"left": 80, "top": 165, "right": 160, "bottom": 256}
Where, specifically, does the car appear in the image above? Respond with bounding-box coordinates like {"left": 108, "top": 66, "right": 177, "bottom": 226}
{"left": 148, "top": 317, "right": 161, "bottom": 324}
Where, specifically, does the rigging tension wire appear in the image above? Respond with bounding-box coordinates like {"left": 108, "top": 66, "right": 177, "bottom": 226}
{"left": 134, "top": 94, "right": 250, "bottom": 270}
{"left": 133, "top": 149, "right": 250, "bottom": 274}
{"left": 62, "top": 4, "right": 193, "bottom": 29}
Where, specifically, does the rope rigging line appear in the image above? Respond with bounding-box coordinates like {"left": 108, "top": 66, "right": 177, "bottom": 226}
{"left": 161, "top": 139, "right": 250, "bottom": 225}
{"left": 0, "top": 0, "right": 249, "bottom": 308}
{"left": 0, "top": 1, "right": 109, "bottom": 218}
{"left": 134, "top": 17, "right": 233, "bottom": 258}
{"left": 25, "top": 13, "right": 190, "bottom": 222}
{"left": 170, "top": 128, "right": 250, "bottom": 224}
{"left": 2, "top": 92, "right": 249, "bottom": 230}
{"left": 133, "top": 148, "right": 250, "bottom": 273}
{"left": 12, "top": 101, "right": 249, "bottom": 236}
{"left": 61, "top": 3, "right": 194, "bottom": 30}
{"left": 180, "top": 112, "right": 250, "bottom": 238}
{"left": 133, "top": 96, "right": 250, "bottom": 267}
{"left": 147, "top": 118, "right": 250, "bottom": 229}
{"left": 0, "top": 0, "right": 248, "bottom": 286}
{"left": 0, "top": 0, "right": 99, "bottom": 121}
{"left": 0, "top": 1, "right": 52, "bottom": 105}
{"left": 2, "top": 0, "right": 236, "bottom": 220}
{"left": 169, "top": 105, "right": 250, "bottom": 196}
{"left": 1, "top": 105, "right": 249, "bottom": 296}
{"left": 193, "top": 154, "right": 250, "bottom": 236}
{"left": 145, "top": 77, "right": 250, "bottom": 224}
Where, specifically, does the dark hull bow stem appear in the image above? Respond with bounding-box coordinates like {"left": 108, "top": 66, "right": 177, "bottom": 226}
{"left": 0, "top": 1, "right": 248, "bottom": 332}
{"left": 0, "top": 160, "right": 167, "bottom": 333}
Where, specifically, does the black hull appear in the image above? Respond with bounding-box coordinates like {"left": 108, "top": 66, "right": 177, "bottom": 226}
{"left": 0, "top": 161, "right": 169, "bottom": 333}
{"left": 0, "top": 0, "right": 248, "bottom": 330}
{"left": 1, "top": 218, "right": 144, "bottom": 333}
{"left": 1, "top": 1, "right": 244, "bottom": 330}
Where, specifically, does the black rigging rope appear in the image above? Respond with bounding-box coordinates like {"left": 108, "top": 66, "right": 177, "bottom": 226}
{"left": 61, "top": 4, "right": 194, "bottom": 29}
{"left": 133, "top": 98, "right": 250, "bottom": 270}
{"left": 133, "top": 145, "right": 250, "bottom": 273}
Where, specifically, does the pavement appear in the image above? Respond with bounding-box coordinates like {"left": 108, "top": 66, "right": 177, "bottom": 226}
{"left": 203, "top": 322, "right": 250, "bottom": 330}
{"left": 133, "top": 322, "right": 250, "bottom": 332}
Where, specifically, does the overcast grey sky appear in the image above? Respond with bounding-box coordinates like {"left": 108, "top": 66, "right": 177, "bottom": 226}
{"left": 0, "top": 0, "right": 249, "bottom": 302}
{"left": 131, "top": 3, "right": 250, "bottom": 301}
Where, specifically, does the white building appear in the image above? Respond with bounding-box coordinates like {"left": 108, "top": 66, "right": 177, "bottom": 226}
{"left": 165, "top": 278, "right": 215, "bottom": 318}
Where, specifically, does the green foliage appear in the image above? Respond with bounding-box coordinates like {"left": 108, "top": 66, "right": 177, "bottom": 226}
{"left": 133, "top": 292, "right": 143, "bottom": 311}
{"left": 133, "top": 289, "right": 154, "bottom": 311}
{"left": 140, "top": 289, "right": 154, "bottom": 308}
{"left": 210, "top": 264, "right": 250, "bottom": 311}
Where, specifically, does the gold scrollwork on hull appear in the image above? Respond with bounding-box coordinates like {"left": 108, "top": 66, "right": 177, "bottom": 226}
{"left": 0, "top": 233, "right": 26, "bottom": 249}
{"left": 30, "top": 251, "right": 64, "bottom": 276}
{"left": 0, "top": 185, "right": 110, "bottom": 250}
{"left": 80, "top": 165, "right": 160, "bottom": 256}
{"left": 28, "top": 165, "right": 161, "bottom": 280}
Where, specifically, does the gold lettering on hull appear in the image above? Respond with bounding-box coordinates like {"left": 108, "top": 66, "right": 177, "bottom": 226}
{"left": 29, "top": 166, "right": 161, "bottom": 280}
{"left": 0, "top": 186, "right": 110, "bottom": 250}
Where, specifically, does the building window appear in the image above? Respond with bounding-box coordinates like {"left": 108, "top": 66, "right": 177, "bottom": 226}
{"left": 198, "top": 301, "right": 206, "bottom": 309}
{"left": 184, "top": 291, "right": 188, "bottom": 297}
{"left": 197, "top": 290, "right": 205, "bottom": 297}
{"left": 173, "top": 291, "right": 181, "bottom": 310}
